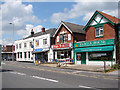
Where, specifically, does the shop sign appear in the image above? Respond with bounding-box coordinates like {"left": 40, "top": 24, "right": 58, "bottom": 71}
{"left": 33, "top": 48, "right": 49, "bottom": 52}
{"left": 74, "top": 39, "right": 114, "bottom": 47}
{"left": 51, "top": 43, "right": 72, "bottom": 49}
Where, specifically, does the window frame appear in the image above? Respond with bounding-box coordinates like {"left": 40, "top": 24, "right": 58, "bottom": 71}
{"left": 43, "top": 39, "right": 47, "bottom": 45}
{"left": 95, "top": 27, "right": 104, "bottom": 37}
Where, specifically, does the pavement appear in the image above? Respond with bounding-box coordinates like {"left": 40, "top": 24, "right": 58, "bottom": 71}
{"left": 39, "top": 63, "right": 113, "bottom": 72}
{"left": 2, "top": 61, "right": 119, "bottom": 77}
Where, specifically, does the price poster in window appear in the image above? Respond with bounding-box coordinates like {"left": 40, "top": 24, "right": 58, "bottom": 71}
{"left": 57, "top": 36, "right": 59, "bottom": 42}
{"left": 68, "top": 34, "right": 71, "bottom": 41}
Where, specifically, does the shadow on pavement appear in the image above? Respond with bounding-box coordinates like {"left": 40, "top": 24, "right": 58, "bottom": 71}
{"left": 0, "top": 69, "right": 13, "bottom": 72}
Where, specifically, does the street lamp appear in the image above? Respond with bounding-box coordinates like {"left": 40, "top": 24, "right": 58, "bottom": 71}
{"left": 9, "top": 22, "right": 14, "bottom": 61}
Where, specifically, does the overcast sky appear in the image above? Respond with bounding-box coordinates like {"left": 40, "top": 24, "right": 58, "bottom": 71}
{"left": 0, "top": 0, "right": 119, "bottom": 45}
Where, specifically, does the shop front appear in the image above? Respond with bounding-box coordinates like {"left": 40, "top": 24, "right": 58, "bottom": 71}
{"left": 51, "top": 43, "right": 74, "bottom": 64}
{"left": 33, "top": 48, "right": 49, "bottom": 63}
{"left": 74, "top": 39, "right": 116, "bottom": 66}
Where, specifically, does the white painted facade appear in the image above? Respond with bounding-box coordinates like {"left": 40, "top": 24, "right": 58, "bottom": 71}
{"left": 33, "top": 34, "right": 53, "bottom": 62}
{"left": 14, "top": 37, "right": 34, "bottom": 62}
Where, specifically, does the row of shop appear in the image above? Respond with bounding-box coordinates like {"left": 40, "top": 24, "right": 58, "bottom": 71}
{"left": 15, "top": 10, "right": 119, "bottom": 66}
{"left": 34, "top": 38, "right": 116, "bottom": 66}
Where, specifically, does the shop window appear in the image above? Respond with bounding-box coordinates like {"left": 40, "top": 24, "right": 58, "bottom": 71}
{"left": 28, "top": 52, "right": 30, "bottom": 59}
{"left": 18, "top": 52, "right": 19, "bottom": 58}
{"left": 57, "top": 50, "right": 71, "bottom": 59}
{"left": 61, "top": 51, "right": 64, "bottom": 59}
{"left": 20, "top": 52, "right": 22, "bottom": 58}
{"left": 76, "top": 53, "right": 81, "bottom": 61}
{"left": 24, "top": 52, "right": 27, "bottom": 58}
{"left": 88, "top": 52, "right": 112, "bottom": 61}
{"left": 43, "top": 39, "right": 47, "bottom": 45}
{"left": 68, "top": 51, "right": 71, "bottom": 59}
{"left": 95, "top": 27, "right": 103, "bottom": 37}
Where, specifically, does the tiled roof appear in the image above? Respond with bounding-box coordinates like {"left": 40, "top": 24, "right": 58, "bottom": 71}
{"left": 62, "top": 21, "right": 85, "bottom": 34}
{"left": 97, "top": 10, "right": 120, "bottom": 24}
{"left": 24, "top": 28, "right": 56, "bottom": 39}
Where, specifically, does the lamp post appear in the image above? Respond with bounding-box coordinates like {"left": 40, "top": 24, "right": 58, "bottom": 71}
{"left": 9, "top": 23, "right": 14, "bottom": 61}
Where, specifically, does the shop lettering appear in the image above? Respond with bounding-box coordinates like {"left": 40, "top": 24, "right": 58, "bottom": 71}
{"left": 51, "top": 43, "right": 72, "bottom": 49}
{"left": 75, "top": 39, "right": 114, "bottom": 47}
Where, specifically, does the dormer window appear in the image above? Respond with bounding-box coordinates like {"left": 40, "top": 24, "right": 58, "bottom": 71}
{"left": 95, "top": 27, "right": 103, "bottom": 37}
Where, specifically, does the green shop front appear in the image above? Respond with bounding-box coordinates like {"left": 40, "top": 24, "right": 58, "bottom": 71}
{"left": 74, "top": 39, "right": 116, "bottom": 66}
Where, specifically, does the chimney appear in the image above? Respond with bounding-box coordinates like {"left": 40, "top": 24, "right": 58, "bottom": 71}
{"left": 31, "top": 29, "right": 34, "bottom": 36}
{"left": 42, "top": 27, "right": 45, "bottom": 32}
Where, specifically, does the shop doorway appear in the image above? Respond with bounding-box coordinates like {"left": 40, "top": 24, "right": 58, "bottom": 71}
{"left": 81, "top": 53, "right": 86, "bottom": 64}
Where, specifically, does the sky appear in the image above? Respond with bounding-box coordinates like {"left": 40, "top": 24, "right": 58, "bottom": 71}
{"left": 0, "top": 0, "right": 119, "bottom": 45}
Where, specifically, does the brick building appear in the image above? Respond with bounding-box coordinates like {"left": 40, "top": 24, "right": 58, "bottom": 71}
{"left": 1, "top": 45, "right": 16, "bottom": 61}
{"left": 74, "top": 10, "right": 120, "bottom": 66}
{"left": 51, "top": 21, "right": 85, "bottom": 63}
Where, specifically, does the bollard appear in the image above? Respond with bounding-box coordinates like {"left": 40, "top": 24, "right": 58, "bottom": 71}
{"left": 65, "top": 58, "right": 67, "bottom": 66}
{"left": 104, "top": 61, "right": 106, "bottom": 73}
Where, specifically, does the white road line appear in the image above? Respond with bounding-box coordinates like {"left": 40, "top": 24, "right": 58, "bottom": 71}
{"left": 78, "top": 85, "right": 92, "bottom": 88}
{"left": 72, "top": 71, "right": 83, "bottom": 74}
{"left": 9, "top": 72, "right": 26, "bottom": 76}
{"left": 32, "top": 75, "right": 59, "bottom": 83}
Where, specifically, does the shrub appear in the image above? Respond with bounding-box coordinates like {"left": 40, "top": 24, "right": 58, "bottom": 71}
{"left": 111, "top": 63, "right": 119, "bottom": 69}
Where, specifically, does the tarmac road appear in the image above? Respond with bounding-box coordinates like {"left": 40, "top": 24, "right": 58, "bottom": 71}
{"left": 1, "top": 61, "right": 119, "bottom": 89}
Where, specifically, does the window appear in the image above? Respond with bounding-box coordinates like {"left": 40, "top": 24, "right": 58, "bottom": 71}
{"left": 20, "top": 52, "right": 22, "bottom": 58}
{"left": 57, "top": 50, "right": 71, "bottom": 59}
{"left": 24, "top": 52, "right": 27, "bottom": 58}
{"left": 24, "top": 43, "right": 26, "bottom": 48}
{"left": 60, "top": 34, "right": 63, "bottom": 43}
{"left": 18, "top": 52, "right": 19, "bottom": 58}
{"left": 28, "top": 52, "right": 30, "bottom": 59}
{"left": 88, "top": 52, "right": 112, "bottom": 61}
{"left": 76, "top": 53, "right": 81, "bottom": 61}
{"left": 30, "top": 42, "right": 32, "bottom": 48}
{"left": 43, "top": 39, "right": 47, "bottom": 45}
{"left": 36, "top": 40, "right": 39, "bottom": 47}
{"left": 16, "top": 44, "right": 18, "bottom": 49}
{"left": 64, "top": 33, "right": 67, "bottom": 43}
{"left": 95, "top": 27, "right": 103, "bottom": 37}
{"left": 19, "top": 44, "right": 21, "bottom": 49}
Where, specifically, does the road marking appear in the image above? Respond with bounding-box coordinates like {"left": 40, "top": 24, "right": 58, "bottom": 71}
{"left": 78, "top": 85, "right": 92, "bottom": 88}
{"left": 72, "top": 71, "right": 83, "bottom": 74}
{"left": 32, "top": 75, "right": 59, "bottom": 83}
{"left": 9, "top": 72, "right": 26, "bottom": 76}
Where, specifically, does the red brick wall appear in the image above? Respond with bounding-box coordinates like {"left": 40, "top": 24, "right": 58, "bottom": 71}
{"left": 55, "top": 25, "right": 73, "bottom": 44}
{"left": 86, "top": 23, "right": 115, "bottom": 41}
{"left": 74, "top": 33, "right": 86, "bottom": 42}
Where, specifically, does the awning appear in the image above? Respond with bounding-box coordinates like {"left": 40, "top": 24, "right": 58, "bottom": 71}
{"left": 74, "top": 46, "right": 114, "bottom": 52}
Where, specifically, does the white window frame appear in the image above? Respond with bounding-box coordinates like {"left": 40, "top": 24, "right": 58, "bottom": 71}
{"left": 95, "top": 27, "right": 104, "bottom": 37}
{"left": 43, "top": 39, "right": 47, "bottom": 45}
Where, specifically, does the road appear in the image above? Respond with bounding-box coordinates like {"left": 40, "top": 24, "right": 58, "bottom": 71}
{"left": 1, "top": 61, "right": 119, "bottom": 89}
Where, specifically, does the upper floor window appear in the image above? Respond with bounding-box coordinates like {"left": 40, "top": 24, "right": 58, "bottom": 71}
{"left": 16, "top": 44, "right": 18, "bottom": 49}
{"left": 59, "top": 33, "right": 68, "bottom": 43}
{"left": 95, "top": 27, "right": 104, "bottom": 37}
{"left": 64, "top": 33, "right": 67, "bottom": 43}
{"left": 36, "top": 40, "right": 39, "bottom": 47}
{"left": 19, "top": 44, "right": 21, "bottom": 49}
{"left": 43, "top": 39, "right": 47, "bottom": 45}
{"left": 30, "top": 42, "right": 32, "bottom": 48}
{"left": 60, "top": 34, "right": 63, "bottom": 43}
{"left": 24, "top": 43, "right": 26, "bottom": 48}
